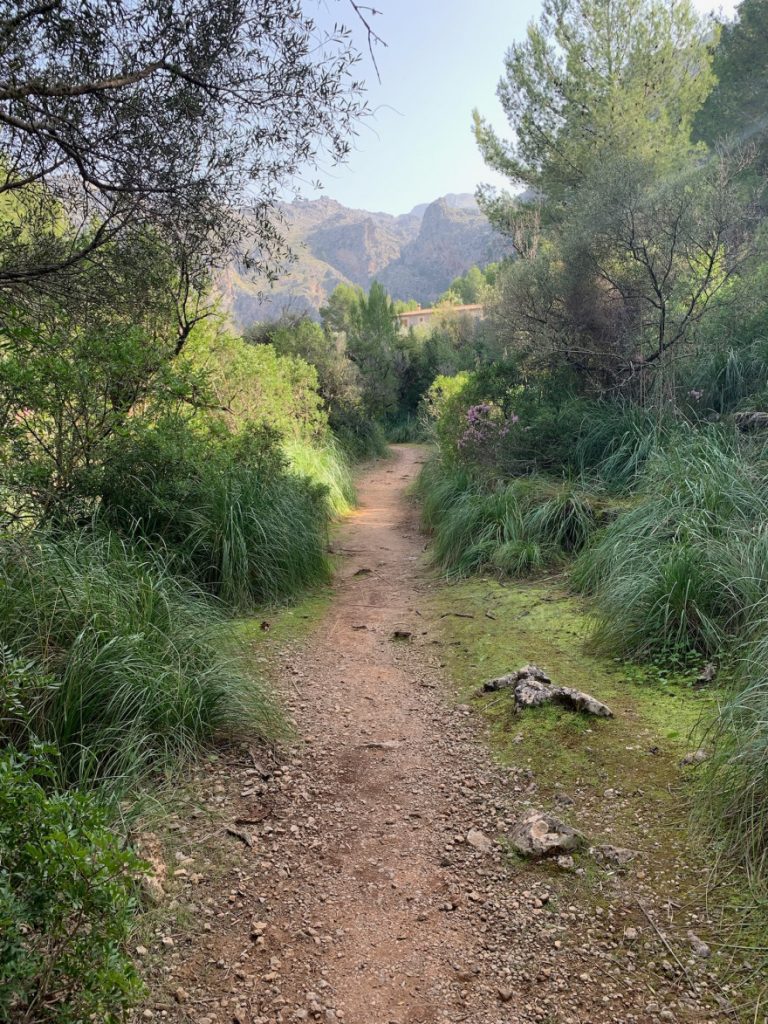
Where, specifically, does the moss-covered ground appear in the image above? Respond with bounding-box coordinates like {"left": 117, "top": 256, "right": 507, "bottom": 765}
{"left": 426, "top": 573, "right": 768, "bottom": 1019}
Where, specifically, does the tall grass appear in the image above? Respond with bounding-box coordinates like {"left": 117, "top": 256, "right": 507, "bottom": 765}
{"left": 573, "top": 429, "right": 768, "bottom": 657}
{"left": 702, "top": 637, "right": 768, "bottom": 880}
{"left": 416, "top": 457, "right": 600, "bottom": 578}
{"left": 177, "top": 465, "right": 332, "bottom": 610}
{"left": 284, "top": 436, "right": 355, "bottom": 518}
{"left": 385, "top": 413, "right": 429, "bottom": 444}
{"left": 0, "top": 532, "right": 281, "bottom": 790}
{"left": 574, "top": 402, "right": 675, "bottom": 490}
{"left": 101, "top": 428, "right": 333, "bottom": 611}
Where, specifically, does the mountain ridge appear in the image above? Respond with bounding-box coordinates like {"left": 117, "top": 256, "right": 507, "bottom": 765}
{"left": 222, "top": 193, "right": 508, "bottom": 326}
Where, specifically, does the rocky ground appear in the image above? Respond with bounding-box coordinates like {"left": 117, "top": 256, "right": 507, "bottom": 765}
{"left": 135, "top": 446, "right": 739, "bottom": 1024}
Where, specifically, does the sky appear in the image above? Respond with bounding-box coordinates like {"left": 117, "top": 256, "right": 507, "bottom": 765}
{"left": 303, "top": 0, "right": 739, "bottom": 216}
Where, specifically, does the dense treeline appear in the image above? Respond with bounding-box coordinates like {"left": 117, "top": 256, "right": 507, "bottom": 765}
{"left": 416, "top": 0, "right": 768, "bottom": 886}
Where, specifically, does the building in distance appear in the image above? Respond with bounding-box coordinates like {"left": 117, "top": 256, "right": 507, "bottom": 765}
{"left": 395, "top": 303, "right": 485, "bottom": 332}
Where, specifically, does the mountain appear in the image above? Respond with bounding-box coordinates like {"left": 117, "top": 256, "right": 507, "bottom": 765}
{"left": 221, "top": 193, "right": 508, "bottom": 326}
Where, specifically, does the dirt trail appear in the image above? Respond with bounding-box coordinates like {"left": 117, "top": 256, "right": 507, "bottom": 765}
{"left": 152, "top": 446, "right": 723, "bottom": 1024}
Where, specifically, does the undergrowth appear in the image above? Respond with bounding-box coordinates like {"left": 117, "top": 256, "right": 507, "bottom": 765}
{"left": 417, "top": 412, "right": 768, "bottom": 886}
{"left": 415, "top": 456, "right": 601, "bottom": 578}
{"left": 0, "top": 533, "right": 282, "bottom": 792}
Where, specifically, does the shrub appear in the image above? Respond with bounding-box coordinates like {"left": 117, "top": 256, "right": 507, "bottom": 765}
{"left": 0, "top": 532, "right": 281, "bottom": 789}
{"left": 186, "top": 329, "right": 328, "bottom": 442}
{"left": 417, "top": 457, "right": 599, "bottom": 578}
{"left": 573, "top": 430, "right": 768, "bottom": 657}
{"left": 100, "top": 419, "right": 331, "bottom": 610}
{"left": 0, "top": 744, "right": 144, "bottom": 1022}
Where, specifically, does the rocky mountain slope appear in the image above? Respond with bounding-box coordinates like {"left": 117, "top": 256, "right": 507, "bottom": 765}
{"left": 221, "top": 193, "right": 507, "bottom": 326}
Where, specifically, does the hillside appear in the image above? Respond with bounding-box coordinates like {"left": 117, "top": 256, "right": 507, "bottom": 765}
{"left": 221, "top": 193, "right": 507, "bottom": 326}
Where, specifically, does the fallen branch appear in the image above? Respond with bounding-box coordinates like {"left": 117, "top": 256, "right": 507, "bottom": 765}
{"left": 636, "top": 898, "right": 693, "bottom": 987}
{"left": 225, "top": 826, "right": 254, "bottom": 848}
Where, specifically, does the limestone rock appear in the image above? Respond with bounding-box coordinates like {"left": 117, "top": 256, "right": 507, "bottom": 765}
{"left": 466, "top": 828, "right": 493, "bottom": 854}
{"left": 553, "top": 685, "right": 612, "bottom": 717}
{"left": 680, "top": 748, "right": 710, "bottom": 766}
{"left": 735, "top": 410, "right": 768, "bottom": 433}
{"left": 592, "top": 844, "right": 637, "bottom": 868}
{"left": 482, "top": 665, "right": 612, "bottom": 717}
{"left": 514, "top": 676, "right": 554, "bottom": 708}
{"left": 509, "top": 809, "right": 586, "bottom": 858}
{"left": 482, "top": 672, "right": 518, "bottom": 693}
{"left": 688, "top": 931, "right": 711, "bottom": 958}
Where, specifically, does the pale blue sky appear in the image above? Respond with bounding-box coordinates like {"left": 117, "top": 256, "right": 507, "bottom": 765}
{"left": 305, "top": 0, "right": 738, "bottom": 215}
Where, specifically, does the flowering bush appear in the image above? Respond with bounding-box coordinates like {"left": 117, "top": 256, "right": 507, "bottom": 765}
{"left": 457, "top": 403, "right": 520, "bottom": 469}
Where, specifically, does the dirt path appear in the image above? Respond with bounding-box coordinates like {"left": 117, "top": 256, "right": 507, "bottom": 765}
{"left": 148, "top": 446, "right": 724, "bottom": 1024}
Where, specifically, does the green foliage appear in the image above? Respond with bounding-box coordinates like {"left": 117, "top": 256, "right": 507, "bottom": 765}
{"left": 384, "top": 413, "right": 429, "bottom": 444}
{"left": 416, "top": 457, "right": 599, "bottom": 579}
{"left": 0, "top": 744, "right": 144, "bottom": 1022}
{"left": 573, "top": 430, "right": 768, "bottom": 657}
{"left": 331, "top": 413, "right": 389, "bottom": 461}
{"left": 694, "top": 0, "right": 768, "bottom": 160}
{"left": 188, "top": 329, "right": 327, "bottom": 442}
{"left": 0, "top": 532, "right": 281, "bottom": 789}
{"left": 437, "top": 264, "right": 498, "bottom": 305}
{"left": 474, "top": 0, "right": 714, "bottom": 210}
{"left": 0, "top": 269, "right": 205, "bottom": 528}
{"left": 319, "top": 283, "right": 364, "bottom": 336}
{"left": 100, "top": 419, "right": 331, "bottom": 611}
{"left": 346, "top": 281, "right": 401, "bottom": 419}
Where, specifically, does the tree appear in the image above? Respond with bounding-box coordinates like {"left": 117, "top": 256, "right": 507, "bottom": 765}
{"left": 474, "top": 0, "right": 716, "bottom": 219}
{"left": 488, "top": 149, "right": 763, "bottom": 391}
{"left": 346, "top": 281, "right": 399, "bottom": 418}
{"left": 0, "top": 0, "right": 368, "bottom": 323}
{"left": 694, "top": 0, "right": 768, "bottom": 162}
{"left": 575, "top": 150, "right": 763, "bottom": 379}
{"left": 320, "top": 282, "right": 364, "bottom": 335}
{"left": 248, "top": 314, "right": 365, "bottom": 415}
{"left": 438, "top": 265, "right": 494, "bottom": 305}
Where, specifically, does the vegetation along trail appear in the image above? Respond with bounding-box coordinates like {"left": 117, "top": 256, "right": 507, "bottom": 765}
{"left": 149, "top": 446, "right": 729, "bottom": 1024}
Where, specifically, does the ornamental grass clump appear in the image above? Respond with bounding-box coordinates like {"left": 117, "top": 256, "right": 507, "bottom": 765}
{"left": 416, "top": 457, "right": 600, "bottom": 578}
{"left": 0, "top": 532, "right": 281, "bottom": 790}
{"left": 100, "top": 419, "right": 331, "bottom": 612}
{"left": 573, "top": 429, "right": 768, "bottom": 657}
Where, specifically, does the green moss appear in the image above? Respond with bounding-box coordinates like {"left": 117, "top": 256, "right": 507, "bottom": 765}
{"left": 430, "top": 577, "right": 712, "bottom": 796}
{"left": 428, "top": 573, "right": 768, "bottom": 1016}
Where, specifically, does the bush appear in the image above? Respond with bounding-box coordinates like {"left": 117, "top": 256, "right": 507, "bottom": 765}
{"left": 573, "top": 429, "right": 768, "bottom": 657}
{"left": 0, "top": 744, "right": 144, "bottom": 1022}
{"left": 186, "top": 329, "right": 328, "bottom": 442}
{"left": 416, "top": 457, "right": 600, "bottom": 578}
{"left": 0, "top": 532, "right": 281, "bottom": 789}
{"left": 283, "top": 435, "right": 355, "bottom": 519}
{"left": 100, "top": 419, "right": 331, "bottom": 610}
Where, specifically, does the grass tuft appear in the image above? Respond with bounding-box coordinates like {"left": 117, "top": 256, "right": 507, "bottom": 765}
{"left": 0, "top": 532, "right": 282, "bottom": 791}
